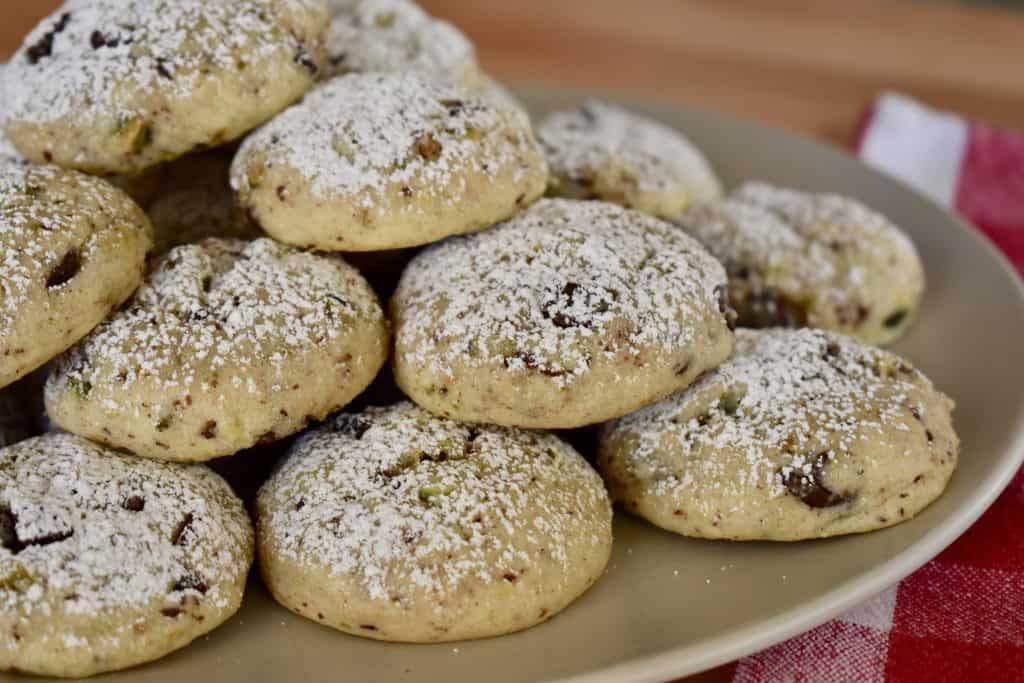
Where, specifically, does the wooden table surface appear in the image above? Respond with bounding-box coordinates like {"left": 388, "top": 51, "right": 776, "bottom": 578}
{"left": 2, "top": 1, "right": 1023, "bottom": 681}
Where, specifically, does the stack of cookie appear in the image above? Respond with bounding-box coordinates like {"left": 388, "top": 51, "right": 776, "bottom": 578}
{"left": 0, "top": 0, "right": 958, "bottom": 677}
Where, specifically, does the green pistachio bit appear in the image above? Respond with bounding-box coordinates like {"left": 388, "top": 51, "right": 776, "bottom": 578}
{"left": 418, "top": 483, "right": 456, "bottom": 504}
{"left": 374, "top": 11, "right": 396, "bottom": 27}
{"left": 718, "top": 388, "right": 745, "bottom": 416}
{"left": 0, "top": 566, "right": 35, "bottom": 593}
{"left": 156, "top": 415, "right": 173, "bottom": 432}
{"left": 132, "top": 124, "right": 153, "bottom": 154}
{"left": 67, "top": 378, "right": 92, "bottom": 399}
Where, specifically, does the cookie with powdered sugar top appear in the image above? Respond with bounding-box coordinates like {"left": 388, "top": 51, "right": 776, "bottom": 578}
{"left": 231, "top": 72, "right": 548, "bottom": 252}
{"left": 2, "top": 0, "right": 329, "bottom": 175}
{"left": 676, "top": 181, "right": 925, "bottom": 345}
{"left": 256, "top": 401, "right": 612, "bottom": 642}
{"left": 325, "top": 0, "right": 480, "bottom": 88}
{"left": 0, "top": 161, "right": 152, "bottom": 389}
{"left": 0, "top": 433, "right": 253, "bottom": 677}
{"left": 391, "top": 198, "right": 736, "bottom": 428}
{"left": 538, "top": 99, "right": 722, "bottom": 219}
{"left": 598, "top": 328, "right": 958, "bottom": 540}
{"left": 46, "top": 237, "right": 388, "bottom": 462}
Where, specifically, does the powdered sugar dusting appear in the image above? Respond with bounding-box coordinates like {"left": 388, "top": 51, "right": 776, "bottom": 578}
{"left": 393, "top": 198, "right": 727, "bottom": 384}
{"left": 538, "top": 99, "right": 722, "bottom": 201}
{"left": 257, "top": 402, "right": 611, "bottom": 604}
{"left": 0, "top": 432, "right": 251, "bottom": 620}
{"left": 232, "top": 72, "right": 524, "bottom": 202}
{"left": 606, "top": 328, "right": 938, "bottom": 503}
{"left": 47, "top": 237, "right": 383, "bottom": 414}
{"left": 3, "top": 0, "right": 322, "bottom": 126}
{"left": 325, "top": 0, "right": 477, "bottom": 85}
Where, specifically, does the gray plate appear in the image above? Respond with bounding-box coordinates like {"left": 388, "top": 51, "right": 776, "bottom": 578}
{"left": 8, "top": 84, "right": 1024, "bottom": 683}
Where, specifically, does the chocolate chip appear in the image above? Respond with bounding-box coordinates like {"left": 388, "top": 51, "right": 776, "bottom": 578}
{"left": 122, "top": 495, "right": 145, "bottom": 512}
{"left": 883, "top": 309, "right": 909, "bottom": 329}
{"left": 716, "top": 285, "right": 738, "bottom": 331}
{"left": 46, "top": 250, "right": 81, "bottom": 288}
{"left": 276, "top": 185, "right": 288, "bottom": 201}
{"left": 294, "top": 47, "right": 318, "bottom": 75}
{"left": 926, "top": 429, "right": 934, "bottom": 443}
{"left": 26, "top": 12, "right": 71, "bottom": 64}
{"left": 161, "top": 607, "right": 183, "bottom": 618}
{"left": 503, "top": 571, "right": 518, "bottom": 582}
{"left": 155, "top": 58, "right": 173, "bottom": 80}
{"left": 171, "top": 512, "right": 194, "bottom": 546}
{"left": 200, "top": 420, "right": 217, "bottom": 439}
{"left": 736, "top": 287, "right": 807, "bottom": 329}
{"left": 780, "top": 453, "right": 853, "bottom": 508}
{"left": 89, "top": 30, "right": 120, "bottom": 49}
{"left": 825, "top": 342, "right": 841, "bottom": 357}
{"left": 0, "top": 507, "right": 20, "bottom": 553}
{"left": 400, "top": 185, "right": 413, "bottom": 198}
{"left": 333, "top": 415, "right": 371, "bottom": 440}
{"left": 172, "top": 574, "right": 208, "bottom": 595}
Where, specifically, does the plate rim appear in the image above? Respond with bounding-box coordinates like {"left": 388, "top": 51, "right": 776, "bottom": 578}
{"left": 514, "top": 82, "right": 1024, "bottom": 683}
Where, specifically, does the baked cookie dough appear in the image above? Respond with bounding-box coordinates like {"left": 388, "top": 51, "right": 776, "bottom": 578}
{"left": 675, "top": 182, "right": 926, "bottom": 345}
{"left": 325, "top": 0, "right": 481, "bottom": 88}
{"left": 0, "top": 432, "right": 253, "bottom": 678}
{"left": 146, "top": 150, "right": 261, "bottom": 254}
{"left": 538, "top": 100, "right": 722, "bottom": 219}
{"left": 2, "top": 0, "right": 329, "bottom": 175}
{"left": 255, "top": 401, "right": 612, "bottom": 642}
{"left": 231, "top": 72, "right": 548, "bottom": 252}
{"left": 391, "top": 198, "right": 735, "bottom": 428}
{"left": 0, "top": 161, "right": 152, "bottom": 389}
{"left": 46, "top": 237, "right": 388, "bottom": 462}
{"left": 598, "top": 328, "right": 958, "bottom": 541}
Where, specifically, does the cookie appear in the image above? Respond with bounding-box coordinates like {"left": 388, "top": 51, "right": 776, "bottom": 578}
{"left": 325, "top": 0, "right": 480, "bottom": 88}
{"left": 675, "top": 182, "right": 926, "bottom": 345}
{"left": 478, "top": 74, "right": 531, "bottom": 124}
{"left": 0, "top": 161, "right": 152, "bottom": 389}
{"left": 145, "top": 150, "right": 261, "bottom": 254}
{"left": 538, "top": 99, "right": 722, "bottom": 219}
{"left": 2, "top": 0, "right": 329, "bottom": 175}
{"left": 255, "top": 401, "right": 612, "bottom": 642}
{"left": 391, "top": 198, "right": 735, "bottom": 428}
{"left": 46, "top": 237, "right": 389, "bottom": 462}
{"left": 0, "top": 432, "right": 253, "bottom": 677}
{"left": 598, "top": 328, "right": 958, "bottom": 541}
{"left": 231, "top": 72, "right": 548, "bottom": 252}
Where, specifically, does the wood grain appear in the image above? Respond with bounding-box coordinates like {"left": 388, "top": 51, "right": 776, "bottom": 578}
{"left": 0, "top": 2, "right": 1021, "bottom": 681}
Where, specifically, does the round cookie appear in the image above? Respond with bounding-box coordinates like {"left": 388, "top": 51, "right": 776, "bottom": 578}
{"left": 255, "top": 401, "right": 612, "bottom": 642}
{"left": 538, "top": 99, "right": 722, "bottom": 219}
{"left": 675, "top": 182, "right": 926, "bottom": 345}
{"left": 231, "top": 72, "right": 548, "bottom": 252}
{"left": 46, "top": 237, "right": 389, "bottom": 462}
{"left": 598, "top": 328, "right": 958, "bottom": 541}
{"left": 325, "top": 0, "right": 481, "bottom": 88}
{"left": 145, "top": 150, "right": 261, "bottom": 254}
{"left": 2, "top": 0, "right": 329, "bottom": 175}
{"left": 391, "top": 198, "right": 736, "bottom": 428}
{"left": 0, "top": 432, "right": 253, "bottom": 678}
{"left": 0, "top": 161, "right": 152, "bottom": 389}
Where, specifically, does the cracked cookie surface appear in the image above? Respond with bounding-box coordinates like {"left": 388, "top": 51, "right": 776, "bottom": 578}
{"left": 0, "top": 161, "right": 152, "bottom": 389}
{"left": 391, "top": 198, "right": 735, "bottom": 428}
{"left": 231, "top": 72, "right": 548, "bottom": 251}
{"left": 597, "top": 328, "right": 958, "bottom": 540}
{"left": 0, "top": 433, "right": 253, "bottom": 677}
{"left": 255, "top": 401, "right": 612, "bottom": 642}
{"left": 2, "top": 0, "right": 329, "bottom": 174}
{"left": 46, "top": 237, "right": 388, "bottom": 462}
{"left": 675, "top": 182, "right": 925, "bottom": 345}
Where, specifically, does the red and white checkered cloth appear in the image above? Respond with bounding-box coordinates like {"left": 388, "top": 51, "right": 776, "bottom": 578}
{"left": 732, "top": 94, "right": 1024, "bottom": 682}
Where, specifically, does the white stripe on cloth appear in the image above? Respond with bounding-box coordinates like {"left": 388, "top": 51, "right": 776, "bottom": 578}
{"left": 859, "top": 92, "right": 968, "bottom": 209}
